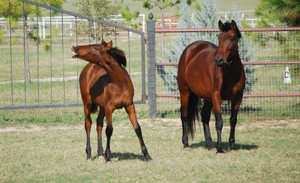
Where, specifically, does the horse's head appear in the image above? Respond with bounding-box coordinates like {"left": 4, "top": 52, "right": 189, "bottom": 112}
{"left": 72, "top": 39, "right": 112, "bottom": 64}
{"left": 215, "top": 20, "right": 241, "bottom": 67}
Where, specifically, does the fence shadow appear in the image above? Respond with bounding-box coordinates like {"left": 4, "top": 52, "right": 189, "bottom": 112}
{"left": 190, "top": 141, "right": 258, "bottom": 151}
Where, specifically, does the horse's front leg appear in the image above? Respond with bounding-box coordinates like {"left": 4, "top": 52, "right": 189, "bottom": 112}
{"left": 96, "top": 107, "right": 105, "bottom": 159}
{"left": 229, "top": 110, "right": 238, "bottom": 150}
{"left": 212, "top": 93, "right": 224, "bottom": 153}
{"left": 214, "top": 113, "right": 224, "bottom": 153}
{"left": 126, "top": 104, "right": 152, "bottom": 161}
{"left": 229, "top": 96, "right": 243, "bottom": 150}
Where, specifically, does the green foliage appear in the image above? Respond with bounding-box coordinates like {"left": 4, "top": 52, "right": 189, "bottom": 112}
{"left": 230, "top": 4, "right": 256, "bottom": 94}
{"left": 121, "top": 6, "right": 140, "bottom": 22}
{"left": 0, "top": 28, "right": 4, "bottom": 44}
{"left": 158, "top": 0, "right": 256, "bottom": 94}
{"left": 74, "top": 0, "right": 120, "bottom": 19}
{"left": 140, "top": 0, "right": 180, "bottom": 10}
{"left": 0, "top": 0, "right": 63, "bottom": 18}
{"left": 157, "top": 1, "right": 193, "bottom": 93}
{"left": 73, "top": 0, "right": 121, "bottom": 39}
{"left": 255, "top": 0, "right": 300, "bottom": 27}
{"left": 121, "top": 6, "right": 140, "bottom": 29}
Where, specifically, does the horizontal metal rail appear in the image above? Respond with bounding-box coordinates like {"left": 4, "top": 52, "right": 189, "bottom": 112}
{"left": 156, "top": 61, "right": 300, "bottom": 66}
{"left": 156, "top": 61, "right": 300, "bottom": 99}
{"left": 156, "top": 27, "right": 300, "bottom": 33}
{"left": 21, "top": 0, "right": 143, "bottom": 35}
{"left": 156, "top": 93, "right": 300, "bottom": 99}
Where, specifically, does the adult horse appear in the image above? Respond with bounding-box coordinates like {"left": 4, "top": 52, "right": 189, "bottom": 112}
{"left": 72, "top": 39, "right": 151, "bottom": 162}
{"left": 177, "top": 20, "right": 245, "bottom": 153}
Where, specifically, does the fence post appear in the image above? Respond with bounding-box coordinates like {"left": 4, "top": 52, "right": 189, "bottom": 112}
{"left": 147, "top": 13, "right": 156, "bottom": 118}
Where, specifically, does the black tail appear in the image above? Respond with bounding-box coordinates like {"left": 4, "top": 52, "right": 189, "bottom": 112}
{"left": 187, "top": 92, "right": 200, "bottom": 139}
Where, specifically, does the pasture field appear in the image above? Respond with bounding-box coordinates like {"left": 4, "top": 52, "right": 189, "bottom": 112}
{"left": 0, "top": 108, "right": 299, "bottom": 183}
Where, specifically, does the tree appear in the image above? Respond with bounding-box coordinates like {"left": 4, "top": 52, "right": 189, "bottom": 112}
{"left": 74, "top": 0, "right": 120, "bottom": 19}
{"left": 157, "top": 1, "right": 192, "bottom": 93}
{"left": 138, "top": 0, "right": 181, "bottom": 28}
{"left": 230, "top": 4, "right": 256, "bottom": 94}
{"left": 157, "top": 0, "right": 256, "bottom": 96}
{"left": 255, "top": 0, "right": 300, "bottom": 27}
{"left": 0, "top": 0, "right": 64, "bottom": 83}
{"left": 121, "top": 6, "right": 140, "bottom": 29}
{"left": 73, "top": 0, "right": 120, "bottom": 39}
{"left": 157, "top": 0, "right": 218, "bottom": 93}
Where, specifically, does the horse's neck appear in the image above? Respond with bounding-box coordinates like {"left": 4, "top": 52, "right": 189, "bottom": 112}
{"left": 101, "top": 58, "right": 131, "bottom": 85}
{"left": 223, "top": 54, "right": 243, "bottom": 79}
{"left": 229, "top": 53, "right": 242, "bottom": 68}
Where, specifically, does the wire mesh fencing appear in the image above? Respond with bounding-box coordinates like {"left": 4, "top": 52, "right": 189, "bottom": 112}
{"left": 154, "top": 28, "right": 300, "bottom": 120}
{"left": 0, "top": 0, "right": 146, "bottom": 110}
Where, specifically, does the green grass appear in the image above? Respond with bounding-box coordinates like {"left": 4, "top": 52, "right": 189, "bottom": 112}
{"left": 0, "top": 113, "right": 299, "bottom": 182}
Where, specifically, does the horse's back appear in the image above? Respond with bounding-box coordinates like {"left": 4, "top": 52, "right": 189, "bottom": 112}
{"left": 178, "top": 41, "right": 217, "bottom": 68}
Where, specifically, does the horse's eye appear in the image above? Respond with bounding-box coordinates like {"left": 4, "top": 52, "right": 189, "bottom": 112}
{"left": 230, "top": 36, "right": 236, "bottom": 41}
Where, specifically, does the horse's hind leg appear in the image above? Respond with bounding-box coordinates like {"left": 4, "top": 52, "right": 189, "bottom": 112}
{"left": 84, "top": 104, "right": 93, "bottom": 160}
{"left": 125, "top": 104, "right": 152, "bottom": 161}
{"left": 179, "top": 92, "right": 190, "bottom": 148}
{"left": 96, "top": 107, "right": 105, "bottom": 158}
{"left": 201, "top": 101, "right": 213, "bottom": 149}
{"left": 104, "top": 108, "right": 113, "bottom": 162}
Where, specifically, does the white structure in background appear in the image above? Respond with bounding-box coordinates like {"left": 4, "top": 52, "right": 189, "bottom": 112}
{"left": 284, "top": 66, "right": 292, "bottom": 84}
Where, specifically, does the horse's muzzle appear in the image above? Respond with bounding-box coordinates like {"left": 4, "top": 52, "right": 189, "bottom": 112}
{"left": 215, "top": 57, "right": 226, "bottom": 67}
{"left": 71, "top": 46, "right": 79, "bottom": 58}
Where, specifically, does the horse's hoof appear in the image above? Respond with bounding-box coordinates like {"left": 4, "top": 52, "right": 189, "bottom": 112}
{"left": 208, "top": 147, "right": 215, "bottom": 151}
{"left": 144, "top": 154, "right": 152, "bottom": 161}
{"left": 229, "top": 142, "right": 236, "bottom": 151}
{"left": 216, "top": 149, "right": 225, "bottom": 154}
{"left": 207, "top": 144, "right": 215, "bottom": 150}
{"left": 105, "top": 159, "right": 112, "bottom": 164}
{"left": 229, "top": 146, "right": 236, "bottom": 151}
{"left": 98, "top": 156, "right": 106, "bottom": 163}
{"left": 183, "top": 144, "right": 190, "bottom": 149}
{"left": 183, "top": 146, "right": 191, "bottom": 151}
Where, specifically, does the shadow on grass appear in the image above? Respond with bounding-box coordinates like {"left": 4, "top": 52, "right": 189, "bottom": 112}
{"left": 190, "top": 141, "right": 258, "bottom": 151}
{"left": 111, "top": 152, "right": 146, "bottom": 161}
{"left": 91, "top": 152, "right": 146, "bottom": 161}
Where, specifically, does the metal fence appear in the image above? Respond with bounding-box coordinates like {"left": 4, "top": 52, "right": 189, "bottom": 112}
{"left": 147, "top": 15, "right": 300, "bottom": 120}
{"left": 0, "top": 0, "right": 146, "bottom": 110}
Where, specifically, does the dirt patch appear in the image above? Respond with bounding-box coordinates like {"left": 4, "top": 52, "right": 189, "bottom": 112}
{"left": 0, "top": 119, "right": 298, "bottom": 132}
{"left": 0, "top": 125, "right": 83, "bottom": 133}
{"left": 247, "top": 119, "right": 299, "bottom": 129}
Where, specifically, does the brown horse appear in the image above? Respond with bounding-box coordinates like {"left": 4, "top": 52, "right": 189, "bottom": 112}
{"left": 72, "top": 39, "right": 151, "bottom": 162}
{"left": 177, "top": 20, "right": 245, "bottom": 153}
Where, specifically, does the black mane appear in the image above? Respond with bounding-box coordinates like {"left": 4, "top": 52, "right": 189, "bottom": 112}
{"left": 108, "top": 47, "right": 127, "bottom": 68}
{"left": 222, "top": 21, "right": 241, "bottom": 38}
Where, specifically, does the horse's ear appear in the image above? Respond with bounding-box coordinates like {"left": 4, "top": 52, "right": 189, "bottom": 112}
{"left": 106, "top": 40, "right": 112, "bottom": 51}
{"left": 100, "top": 38, "right": 104, "bottom": 44}
{"left": 231, "top": 20, "right": 241, "bottom": 38}
{"left": 218, "top": 20, "right": 224, "bottom": 32}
